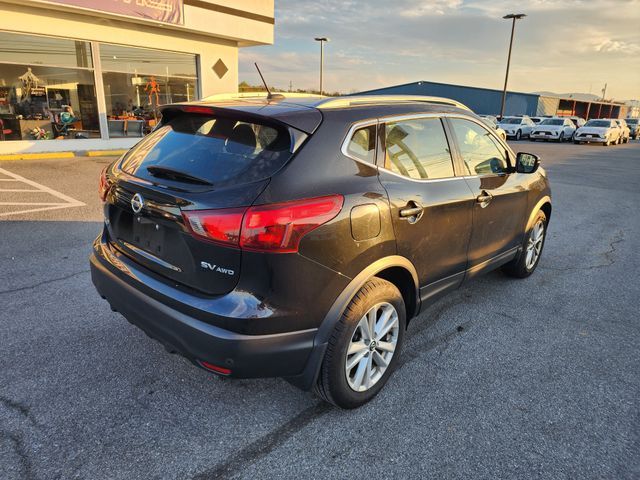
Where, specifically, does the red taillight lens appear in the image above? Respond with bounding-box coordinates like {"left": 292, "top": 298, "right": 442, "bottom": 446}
{"left": 182, "top": 207, "right": 247, "bottom": 246}
{"left": 98, "top": 166, "right": 110, "bottom": 202}
{"left": 182, "top": 195, "right": 343, "bottom": 253}
{"left": 240, "top": 195, "right": 343, "bottom": 253}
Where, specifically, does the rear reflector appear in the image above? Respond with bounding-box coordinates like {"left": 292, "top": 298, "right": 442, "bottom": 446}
{"left": 199, "top": 360, "right": 232, "bottom": 375}
{"left": 181, "top": 195, "right": 343, "bottom": 253}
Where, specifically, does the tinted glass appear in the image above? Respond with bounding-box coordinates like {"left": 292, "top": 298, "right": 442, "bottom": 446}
{"left": 0, "top": 31, "right": 92, "bottom": 68}
{"left": 501, "top": 118, "right": 522, "bottom": 124}
{"left": 100, "top": 43, "right": 196, "bottom": 78}
{"left": 626, "top": 119, "right": 638, "bottom": 125}
{"left": 541, "top": 119, "right": 564, "bottom": 125}
{"left": 120, "top": 114, "right": 293, "bottom": 188}
{"left": 384, "top": 118, "right": 454, "bottom": 180}
{"left": 346, "top": 125, "right": 376, "bottom": 164}
{"left": 449, "top": 118, "right": 509, "bottom": 176}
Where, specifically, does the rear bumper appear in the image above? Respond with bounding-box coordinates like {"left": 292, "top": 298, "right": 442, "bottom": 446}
{"left": 90, "top": 236, "right": 317, "bottom": 379}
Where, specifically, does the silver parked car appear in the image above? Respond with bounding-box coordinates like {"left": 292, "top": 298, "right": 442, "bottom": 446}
{"left": 574, "top": 119, "right": 621, "bottom": 146}
{"left": 498, "top": 116, "right": 535, "bottom": 140}
{"left": 626, "top": 118, "right": 639, "bottom": 140}
{"left": 530, "top": 118, "right": 577, "bottom": 142}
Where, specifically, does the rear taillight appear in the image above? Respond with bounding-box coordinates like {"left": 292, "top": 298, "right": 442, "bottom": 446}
{"left": 98, "top": 166, "right": 111, "bottom": 202}
{"left": 182, "top": 207, "right": 246, "bottom": 247}
{"left": 181, "top": 195, "right": 343, "bottom": 253}
{"left": 241, "top": 195, "right": 343, "bottom": 252}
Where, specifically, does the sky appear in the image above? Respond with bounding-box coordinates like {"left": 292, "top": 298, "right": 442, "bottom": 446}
{"left": 239, "top": 0, "right": 640, "bottom": 101}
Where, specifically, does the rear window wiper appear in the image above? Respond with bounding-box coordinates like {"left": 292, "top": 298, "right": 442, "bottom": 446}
{"left": 146, "top": 166, "right": 213, "bottom": 186}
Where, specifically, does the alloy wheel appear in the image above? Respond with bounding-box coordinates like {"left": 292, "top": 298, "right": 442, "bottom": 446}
{"left": 345, "top": 302, "right": 399, "bottom": 392}
{"left": 525, "top": 220, "right": 545, "bottom": 270}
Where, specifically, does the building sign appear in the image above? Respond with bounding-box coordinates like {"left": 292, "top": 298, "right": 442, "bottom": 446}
{"left": 41, "top": 0, "right": 184, "bottom": 25}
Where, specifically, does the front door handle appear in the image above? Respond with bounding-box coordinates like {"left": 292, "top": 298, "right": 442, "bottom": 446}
{"left": 476, "top": 191, "right": 493, "bottom": 206}
{"left": 399, "top": 201, "right": 424, "bottom": 224}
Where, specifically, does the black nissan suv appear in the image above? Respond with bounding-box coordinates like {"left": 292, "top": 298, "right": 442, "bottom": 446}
{"left": 91, "top": 94, "right": 552, "bottom": 408}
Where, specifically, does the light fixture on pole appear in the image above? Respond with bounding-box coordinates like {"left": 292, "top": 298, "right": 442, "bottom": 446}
{"left": 499, "top": 13, "right": 526, "bottom": 119}
{"left": 314, "top": 37, "right": 329, "bottom": 95}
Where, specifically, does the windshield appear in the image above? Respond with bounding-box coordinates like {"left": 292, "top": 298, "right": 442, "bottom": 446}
{"left": 541, "top": 119, "right": 564, "bottom": 126}
{"left": 120, "top": 113, "right": 294, "bottom": 188}
{"left": 626, "top": 119, "right": 638, "bottom": 125}
{"left": 501, "top": 118, "right": 522, "bottom": 124}
{"left": 584, "top": 120, "right": 610, "bottom": 127}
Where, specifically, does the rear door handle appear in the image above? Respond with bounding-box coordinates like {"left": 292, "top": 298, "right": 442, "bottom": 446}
{"left": 399, "top": 201, "right": 424, "bottom": 224}
{"left": 476, "top": 191, "right": 493, "bottom": 206}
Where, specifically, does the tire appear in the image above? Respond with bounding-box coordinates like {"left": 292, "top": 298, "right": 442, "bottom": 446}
{"left": 558, "top": 132, "right": 565, "bottom": 142}
{"left": 503, "top": 210, "right": 547, "bottom": 278}
{"left": 573, "top": 140, "right": 580, "bottom": 144}
{"left": 604, "top": 138, "right": 610, "bottom": 146}
{"left": 515, "top": 130, "right": 522, "bottom": 141}
{"left": 315, "top": 277, "right": 406, "bottom": 409}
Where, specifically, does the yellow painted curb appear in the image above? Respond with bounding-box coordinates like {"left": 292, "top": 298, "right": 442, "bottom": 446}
{"left": 87, "top": 150, "right": 128, "bottom": 157}
{"left": 0, "top": 152, "right": 75, "bottom": 161}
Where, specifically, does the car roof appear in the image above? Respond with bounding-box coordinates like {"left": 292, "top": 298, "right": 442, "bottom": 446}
{"left": 162, "top": 93, "right": 474, "bottom": 134}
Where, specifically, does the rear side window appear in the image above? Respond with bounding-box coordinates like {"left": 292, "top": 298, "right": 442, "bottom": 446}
{"left": 345, "top": 125, "right": 376, "bottom": 164}
{"left": 120, "top": 114, "right": 293, "bottom": 188}
{"left": 384, "top": 118, "right": 454, "bottom": 180}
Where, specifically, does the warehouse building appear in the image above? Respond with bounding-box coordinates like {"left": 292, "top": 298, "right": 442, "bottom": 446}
{"left": 361, "top": 81, "right": 629, "bottom": 119}
{"left": 0, "top": 0, "right": 274, "bottom": 153}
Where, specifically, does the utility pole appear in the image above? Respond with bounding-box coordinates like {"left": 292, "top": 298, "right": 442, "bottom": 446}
{"left": 499, "top": 14, "right": 526, "bottom": 119}
{"left": 314, "top": 37, "right": 329, "bottom": 95}
{"left": 601, "top": 83, "right": 607, "bottom": 101}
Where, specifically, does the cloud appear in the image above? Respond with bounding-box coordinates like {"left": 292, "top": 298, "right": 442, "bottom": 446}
{"left": 239, "top": 0, "right": 640, "bottom": 100}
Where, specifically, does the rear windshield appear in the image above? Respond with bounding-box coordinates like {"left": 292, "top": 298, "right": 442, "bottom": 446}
{"left": 501, "top": 118, "right": 522, "bottom": 124}
{"left": 120, "top": 114, "right": 293, "bottom": 188}
{"left": 626, "top": 119, "right": 638, "bottom": 125}
{"left": 585, "top": 120, "right": 610, "bottom": 127}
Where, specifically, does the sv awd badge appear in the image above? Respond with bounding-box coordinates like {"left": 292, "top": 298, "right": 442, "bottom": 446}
{"left": 200, "top": 261, "right": 235, "bottom": 276}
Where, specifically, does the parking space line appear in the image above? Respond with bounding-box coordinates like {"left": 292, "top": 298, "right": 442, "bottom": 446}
{"left": 0, "top": 189, "right": 44, "bottom": 192}
{"left": 0, "top": 167, "right": 85, "bottom": 218}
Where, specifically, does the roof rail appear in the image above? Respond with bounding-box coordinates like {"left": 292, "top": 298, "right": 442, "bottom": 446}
{"left": 316, "top": 95, "right": 471, "bottom": 111}
{"left": 202, "top": 92, "right": 324, "bottom": 101}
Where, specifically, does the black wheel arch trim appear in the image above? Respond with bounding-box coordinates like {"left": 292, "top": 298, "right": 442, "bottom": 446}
{"left": 527, "top": 195, "right": 552, "bottom": 231}
{"left": 284, "top": 255, "right": 419, "bottom": 391}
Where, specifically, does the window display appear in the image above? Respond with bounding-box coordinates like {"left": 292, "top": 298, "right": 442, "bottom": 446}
{"left": 0, "top": 32, "right": 98, "bottom": 140}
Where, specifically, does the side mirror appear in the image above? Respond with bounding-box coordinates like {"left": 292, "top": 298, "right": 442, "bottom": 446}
{"left": 516, "top": 152, "right": 540, "bottom": 174}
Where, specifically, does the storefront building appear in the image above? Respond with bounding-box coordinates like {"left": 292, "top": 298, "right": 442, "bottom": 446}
{"left": 0, "top": 0, "right": 274, "bottom": 153}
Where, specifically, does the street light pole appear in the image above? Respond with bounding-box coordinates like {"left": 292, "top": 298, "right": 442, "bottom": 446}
{"left": 314, "top": 37, "right": 329, "bottom": 95}
{"left": 499, "top": 13, "right": 526, "bottom": 119}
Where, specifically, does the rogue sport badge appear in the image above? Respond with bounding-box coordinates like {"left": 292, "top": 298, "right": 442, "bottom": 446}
{"left": 131, "top": 193, "right": 144, "bottom": 214}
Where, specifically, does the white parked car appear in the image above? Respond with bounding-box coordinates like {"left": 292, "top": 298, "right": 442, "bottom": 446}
{"left": 612, "top": 119, "right": 630, "bottom": 144}
{"left": 574, "top": 119, "right": 621, "bottom": 146}
{"left": 479, "top": 115, "right": 507, "bottom": 140}
{"left": 497, "top": 116, "right": 535, "bottom": 140}
{"left": 530, "top": 118, "right": 576, "bottom": 142}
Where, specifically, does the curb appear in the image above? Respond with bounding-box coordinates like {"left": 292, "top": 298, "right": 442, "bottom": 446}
{"left": 0, "top": 150, "right": 128, "bottom": 161}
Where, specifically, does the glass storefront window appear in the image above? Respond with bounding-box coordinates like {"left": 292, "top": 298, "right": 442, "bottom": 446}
{"left": 0, "top": 32, "right": 98, "bottom": 141}
{"left": 100, "top": 44, "right": 197, "bottom": 138}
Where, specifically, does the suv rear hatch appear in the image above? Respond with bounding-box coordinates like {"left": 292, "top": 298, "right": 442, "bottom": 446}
{"left": 102, "top": 107, "right": 306, "bottom": 295}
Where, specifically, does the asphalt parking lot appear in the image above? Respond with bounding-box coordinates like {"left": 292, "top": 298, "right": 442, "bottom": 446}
{"left": 1, "top": 140, "right": 639, "bottom": 479}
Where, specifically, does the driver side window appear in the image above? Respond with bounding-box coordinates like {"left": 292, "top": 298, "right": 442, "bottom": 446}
{"left": 449, "top": 118, "right": 509, "bottom": 176}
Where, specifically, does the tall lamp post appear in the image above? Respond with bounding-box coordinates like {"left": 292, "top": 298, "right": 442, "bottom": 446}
{"left": 499, "top": 13, "right": 526, "bottom": 119}
{"left": 314, "top": 37, "right": 329, "bottom": 95}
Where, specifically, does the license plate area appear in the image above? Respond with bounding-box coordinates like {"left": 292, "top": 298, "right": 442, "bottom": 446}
{"left": 131, "top": 215, "right": 166, "bottom": 256}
